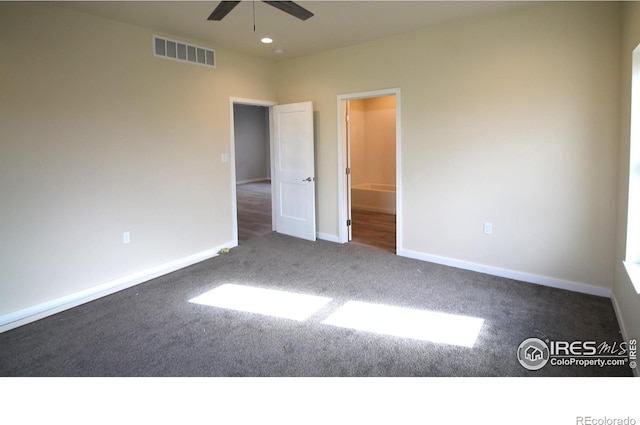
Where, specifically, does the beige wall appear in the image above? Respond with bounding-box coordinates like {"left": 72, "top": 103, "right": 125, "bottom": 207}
{"left": 0, "top": 3, "right": 277, "bottom": 317}
{"left": 614, "top": 1, "right": 640, "bottom": 347}
{"left": 277, "top": 1, "right": 622, "bottom": 290}
{"left": 1, "top": 1, "right": 631, "bottom": 331}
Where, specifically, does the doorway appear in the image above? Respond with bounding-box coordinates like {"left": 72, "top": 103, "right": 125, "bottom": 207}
{"left": 338, "top": 89, "right": 401, "bottom": 253}
{"left": 230, "top": 99, "right": 276, "bottom": 245}
{"left": 230, "top": 98, "right": 316, "bottom": 245}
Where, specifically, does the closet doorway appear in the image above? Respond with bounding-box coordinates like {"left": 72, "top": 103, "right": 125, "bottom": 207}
{"left": 338, "top": 89, "right": 401, "bottom": 253}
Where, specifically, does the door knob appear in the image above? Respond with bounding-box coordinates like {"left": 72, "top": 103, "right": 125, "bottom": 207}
{"left": 302, "top": 177, "right": 314, "bottom": 182}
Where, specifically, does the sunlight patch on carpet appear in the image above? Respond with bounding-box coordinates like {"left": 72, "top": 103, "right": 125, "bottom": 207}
{"left": 322, "top": 301, "right": 484, "bottom": 347}
{"left": 189, "top": 284, "right": 332, "bottom": 321}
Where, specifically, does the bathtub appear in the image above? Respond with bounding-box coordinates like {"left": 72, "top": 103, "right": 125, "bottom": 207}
{"left": 351, "top": 183, "right": 396, "bottom": 214}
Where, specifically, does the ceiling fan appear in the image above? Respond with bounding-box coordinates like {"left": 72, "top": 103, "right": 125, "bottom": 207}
{"left": 208, "top": 1, "right": 314, "bottom": 22}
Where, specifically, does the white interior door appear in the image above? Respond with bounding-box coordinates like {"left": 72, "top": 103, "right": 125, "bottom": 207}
{"left": 272, "top": 101, "right": 316, "bottom": 241}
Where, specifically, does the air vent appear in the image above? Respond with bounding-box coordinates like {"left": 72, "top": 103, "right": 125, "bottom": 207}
{"left": 153, "top": 35, "right": 215, "bottom": 68}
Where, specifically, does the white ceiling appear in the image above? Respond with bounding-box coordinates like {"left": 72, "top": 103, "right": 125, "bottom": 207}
{"left": 57, "top": 1, "right": 534, "bottom": 60}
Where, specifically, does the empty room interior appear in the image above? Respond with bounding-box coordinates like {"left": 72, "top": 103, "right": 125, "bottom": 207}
{"left": 3, "top": 0, "right": 640, "bottom": 383}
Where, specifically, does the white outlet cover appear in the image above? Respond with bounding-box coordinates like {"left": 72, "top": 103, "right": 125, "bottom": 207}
{"left": 221, "top": 154, "right": 230, "bottom": 163}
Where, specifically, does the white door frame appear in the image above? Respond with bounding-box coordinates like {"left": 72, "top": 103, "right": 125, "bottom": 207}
{"left": 229, "top": 97, "right": 277, "bottom": 247}
{"left": 336, "top": 88, "right": 402, "bottom": 252}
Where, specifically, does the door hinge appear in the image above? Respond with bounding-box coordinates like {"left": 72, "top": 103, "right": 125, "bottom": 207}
{"left": 346, "top": 167, "right": 351, "bottom": 175}
{"left": 347, "top": 219, "right": 352, "bottom": 226}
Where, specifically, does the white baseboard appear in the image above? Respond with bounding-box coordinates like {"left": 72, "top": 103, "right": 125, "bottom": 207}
{"left": 611, "top": 293, "right": 629, "bottom": 342}
{"left": 610, "top": 293, "right": 640, "bottom": 377}
{"left": 317, "top": 232, "right": 341, "bottom": 243}
{"left": 0, "top": 243, "right": 233, "bottom": 333}
{"left": 398, "top": 248, "right": 612, "bottom": 298}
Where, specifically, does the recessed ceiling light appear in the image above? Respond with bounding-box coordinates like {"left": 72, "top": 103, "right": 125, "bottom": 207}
{"left": 261, "top": 37, "right": 273, "bottom": 44}
{"left": 273, "top": 48, "right": 286, "bottom": 55}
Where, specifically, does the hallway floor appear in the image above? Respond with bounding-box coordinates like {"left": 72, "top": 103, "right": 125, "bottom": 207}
{"left": 237, "top": 180, "right": 272, "bottom": 242}
{"left": 351, "top": 209, "right": 396, "bottom": 253}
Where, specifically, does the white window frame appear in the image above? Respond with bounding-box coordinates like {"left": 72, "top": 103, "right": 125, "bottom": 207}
{"left": 624, "top": 44, "right": 640, "bottom": 294}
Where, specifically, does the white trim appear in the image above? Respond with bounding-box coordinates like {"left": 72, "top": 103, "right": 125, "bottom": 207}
{"left": 610, "top": 293, "right": 640, "bottom": 377}
{"left": 0, "top": 245, "right": 233, "bottom": 333}
{"left": 229, "top": 97, "right": 278, "bottom": 243}
{"left": 398, "top": 248, "right": 612, "bottom": 298}
{"left": 611, "top": 292, "right": 632, "bottom": 345}
{"left": 623, "top": 261, "right": 640, "bottom": 294}
{"left": 230, "top": 97, "right": 277, "bottom": 108}
{"left": 626, "top": 47, "right": 640, "bottom": 265}
{"left": 337, "top": 88, "right": 402, "bottom": 251}
{"left": 317, "top": 232, "right": 341, "bottom": 243}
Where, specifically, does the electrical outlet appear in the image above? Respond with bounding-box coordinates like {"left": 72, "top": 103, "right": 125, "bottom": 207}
{"left": 483, "top": 223, "right": 493, "bottom": 235}
{"left": 221, "top": 154, "right": 230, "bottom": 163}
{"left": 123, "top": 231, "right": 131, "bottom": 244}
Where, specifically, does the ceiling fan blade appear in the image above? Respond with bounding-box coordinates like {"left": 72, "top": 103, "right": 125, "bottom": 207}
{"left": 208, "top": 1, "right": 241, "bottom": 21}
{"left": 262, "top": 1, "right": 314, "bottom": 21}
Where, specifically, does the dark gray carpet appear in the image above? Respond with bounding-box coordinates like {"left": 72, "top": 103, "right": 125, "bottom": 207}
{"left": 0, "top": 232, "right": 632, "bottom": 376}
